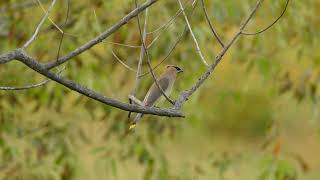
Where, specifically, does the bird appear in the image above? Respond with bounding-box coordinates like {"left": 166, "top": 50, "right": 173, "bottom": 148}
{"left": 129, "top": 65, "right": 183, "bottom": 129}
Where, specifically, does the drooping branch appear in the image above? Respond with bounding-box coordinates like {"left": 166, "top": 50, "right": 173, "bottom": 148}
{"left": 242, "top": 0, "right": 290, "bottom": 36}
{"left": 200, "top": 0, "right": 224, "bottom": 47}
{"left": 0, "top": 67, "right": 65, "bottom": 91}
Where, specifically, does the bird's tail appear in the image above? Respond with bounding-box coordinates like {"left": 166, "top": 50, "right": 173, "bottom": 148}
{"left": 129, "top": 113, "right": 144, "bottom": 130}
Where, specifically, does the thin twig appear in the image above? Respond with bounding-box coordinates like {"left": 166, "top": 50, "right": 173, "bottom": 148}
{"left": 109, "top": 27, "right": 186, "bottom": 77}
{"left": 135, "top": 1, "right": 175, "bottom": 105}
{"left": 200, "top": 0, "right": 224, "bottom": 47}
{"left": 56, "top": 0, "right": 70, "bottom": 61}
{"left": 0, "top": 80, "right": 51, "bottom": 91}
{"left": 36, "top": 0, "right": 63, "bottom": 34}
{"left": 107, "top": 41, "right": 141, "bottom": 48}
{"left": 23, "top": 0, "right": 57, "bottom": 49}
{"left": 177, "top": 0, "right": 209, "bottom": 66}
{"left": 139, "top": 1, "right": 198, "bottom": 77}
{"left": 139, "top": 26, "right": 187, "bottom": 77}
{"left": 132, "top": 6, "right": 149, "bottom": 97}
{"left": 0, "top": 66, "right": 65, "bottom": 91}
{"left": 111, "top": 50, "right": 137, "bottom": 72}
{"left": 242, "top": 0, "right": 289, "bottom": 35}
{"left": 146, "top": 0, "right": 191, "bottom": 35}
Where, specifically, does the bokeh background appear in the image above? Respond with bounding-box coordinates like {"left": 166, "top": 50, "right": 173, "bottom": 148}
{"left": 0, "top": 0, "right": 319, "bottom": 179}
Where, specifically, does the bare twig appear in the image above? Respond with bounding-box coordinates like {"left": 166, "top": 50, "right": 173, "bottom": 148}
{"left": 56, "top": 0, "right": 70, "bottom": 61}
{"left": 200, "top": 0, "right": 224, "bottom": 47}
{"left": 242, "top": 0, "right": 289, "bottom": 35}
{"left": 22, "top": 0, "right": 57, "bottom": 49}
{"left": 0, "top": 80, "right": 51, "bottom": 91}
{"left": 138, "top": 0, "right": 197, "bottom": 77}
{"left": 241, "top": 0, "right": 289, "bottom": 36}
{"left": 111, "top": 50, "right": 137, "bottom": 73}
{"left": 174, "top": 0, "right": 264, "bottom": 110}
{"left": 132, "top": 6, "right": 149, "bottom": 97}
{"left": 107, "top": 41, "right": 141, "bottom": 48}
{"left": 36, "top": 0, "right": 63, "bottom": 34}
{"left": 110, "top": 26, "right": 187, "bottom": 78}
{"left": 0, "top": 66, "right": 65, "bottom": 91}
{"left": 135, "top": 1, "right": 175, "bottom": 105}
{"left": 139, "top": 26, "right": 187, "bottom": 77}
{"left": 43, "top": 0, "right": 158, "bottom": 70}
{"left": 146, "top": 0, "right": 191, "bottom": 35}
{"left": 177, "top": 0, "right": 209, "bottom": 66}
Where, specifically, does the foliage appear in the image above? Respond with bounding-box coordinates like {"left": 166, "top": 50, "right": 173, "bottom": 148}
{"left": 0, "top": 0, "right": 319, "bottom": 179}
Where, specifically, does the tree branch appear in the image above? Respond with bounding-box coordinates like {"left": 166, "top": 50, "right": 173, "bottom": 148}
{"left": 0, "top": 51, "right": 17, "bottom": 64}
{"left": 43, "top": 0, "right": 158, "bottom": 70}
{"left": 174, "top": 0, "right": 264, "bottom": 110}
{"left": 0, "top": 67, "right": 65, "bottom": 91}
{"left": 10, "top": 49, "right": 183, "bottom": 117}
{"left": 200, "top": 0, "right": 224, "bottom": 47}
{"left": 177, "top": 0, "right": 209, "bottom": 66}
{"left": 241, "top": 0, "right": 289, "bottom": 36}
{"left": 22, "top": 0, "right": 57, "bottom": 49}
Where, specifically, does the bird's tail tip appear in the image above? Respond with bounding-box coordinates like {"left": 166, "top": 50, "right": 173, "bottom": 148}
{"left": 129, "top": 123, "right": 136, "bottom": 130}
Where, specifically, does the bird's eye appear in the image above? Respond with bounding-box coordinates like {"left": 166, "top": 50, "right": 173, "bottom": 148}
{"left": 175, "top": 67, "right": 183, "bottom": 73}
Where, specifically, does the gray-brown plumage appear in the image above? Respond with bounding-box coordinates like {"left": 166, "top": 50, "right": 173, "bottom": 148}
{"left": 130, "top": 65, "right": 183, "bottom": 128}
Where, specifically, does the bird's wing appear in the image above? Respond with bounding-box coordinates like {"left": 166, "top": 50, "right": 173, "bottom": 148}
{"left": 144, "top": 77, "right": 169, "bottom": 106}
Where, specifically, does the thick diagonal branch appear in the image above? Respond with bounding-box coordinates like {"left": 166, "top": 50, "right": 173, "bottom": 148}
{"left": 7, "top": 49, "right": 182, "bottom": 117}
{"left": 174, "top": 0, "right": 264, "bottom": 110}
{"left": 43, "top": 0, "right": 158, "bottom": 70}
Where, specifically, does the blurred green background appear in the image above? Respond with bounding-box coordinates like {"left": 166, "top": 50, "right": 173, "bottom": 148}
{"left": 0, "top": 0, "right": 320, "bottom": 179}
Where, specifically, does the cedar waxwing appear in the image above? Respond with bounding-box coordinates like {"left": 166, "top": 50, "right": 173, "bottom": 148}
{"left": 130, "top": 65, "right": 183, "bottom": 129}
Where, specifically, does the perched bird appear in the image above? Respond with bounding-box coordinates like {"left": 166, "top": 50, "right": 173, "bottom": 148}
{"left": 130, "top": 65, "right": 183, "bottom": 129}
